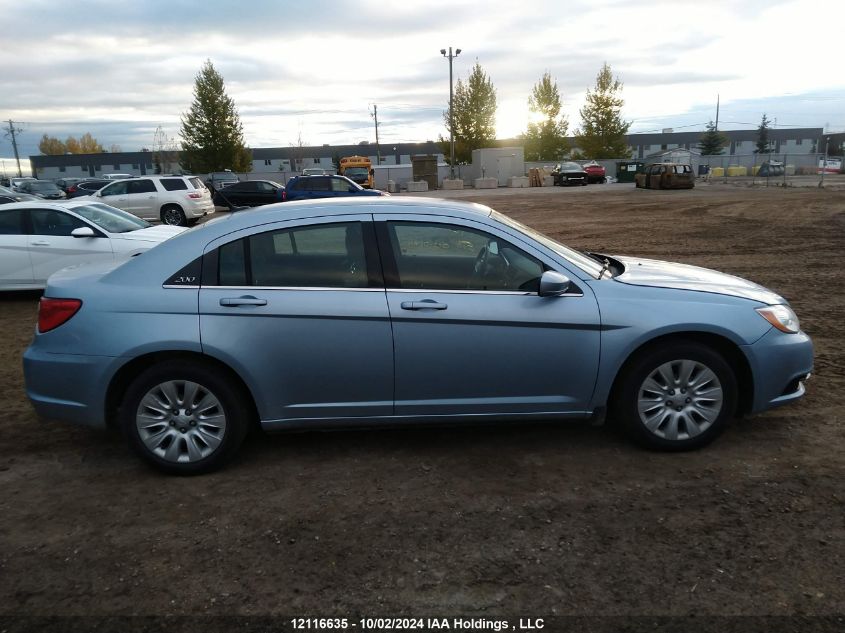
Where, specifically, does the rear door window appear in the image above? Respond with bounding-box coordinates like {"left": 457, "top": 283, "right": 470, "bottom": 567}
{"left": 129, "top": 180, "right": 156, "bottom": 194}
{"left": 309, "top": 177, "right": 330, "bottom": 192}
{"left": 216, "top": 222, "right": 368, "bottom": 288}
{"left": 0, "top": 209, "right": 25, "bottom": 235}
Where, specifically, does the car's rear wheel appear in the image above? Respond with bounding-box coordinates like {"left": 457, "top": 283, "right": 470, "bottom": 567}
{"left": 120, "top": 361, "right": 249, "bottom": 474}
{"left": 161, "top": 205, "right": 187, "bottom": 226}
{"left": 612, "top": 342, "right": 737, "bottom": 451}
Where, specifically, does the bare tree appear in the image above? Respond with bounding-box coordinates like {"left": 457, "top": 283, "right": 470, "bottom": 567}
{"left": 153, "top": 126, "right": 179, "bottom": 174}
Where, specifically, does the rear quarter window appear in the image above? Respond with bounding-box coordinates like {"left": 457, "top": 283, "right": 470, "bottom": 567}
{"left": 161, "top": 178, "right": 188, "bottom": 191}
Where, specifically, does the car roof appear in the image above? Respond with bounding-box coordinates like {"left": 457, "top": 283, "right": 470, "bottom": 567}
{"left": 225, "top": 196, "right": 492, "bottom": 225}
{"left": 0, "top": 200, "right": 99, "bottom": 211}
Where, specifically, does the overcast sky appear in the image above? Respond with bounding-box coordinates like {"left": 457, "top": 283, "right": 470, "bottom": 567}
{"left": 1, "top": 0, "right": 843, "bottom": 170}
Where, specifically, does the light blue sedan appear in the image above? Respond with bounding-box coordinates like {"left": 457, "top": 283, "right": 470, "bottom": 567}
{"left": 23, "top": 198, "right": 813, "bottom": 474}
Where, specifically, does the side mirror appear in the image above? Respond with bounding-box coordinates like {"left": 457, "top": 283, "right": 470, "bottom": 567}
{"left": 539, "top": 271, "right": 571, "bottom": 297}
{"left": 71, "top": 227, "right": 97, "bottom": 238}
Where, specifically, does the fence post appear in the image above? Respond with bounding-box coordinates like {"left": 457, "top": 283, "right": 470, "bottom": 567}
{"left": 783, "top": 154, "right": 788, "bottom": 187}
{"left": 752, "top": 152, "right": 757, "bottom": 186}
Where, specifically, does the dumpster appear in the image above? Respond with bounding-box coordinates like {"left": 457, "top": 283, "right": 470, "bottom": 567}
{"left": 411, "top": 155, "right": 438, "bottom": 190}
{"left": 615, "top": 161, "right": 645, "bottom": 183}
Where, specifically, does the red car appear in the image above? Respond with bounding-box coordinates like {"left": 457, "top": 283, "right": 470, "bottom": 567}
{"left": 582, "top": 161, "right": 607, "bottom": 184}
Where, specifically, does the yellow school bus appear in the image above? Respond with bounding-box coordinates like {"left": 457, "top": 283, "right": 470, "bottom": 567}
{"left": 338, "top": 155, "right": 373, "bottom": 189}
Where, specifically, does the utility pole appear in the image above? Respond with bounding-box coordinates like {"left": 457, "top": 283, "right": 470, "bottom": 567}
{"left": 715, "top": 94, "right": 720, "bottom": 130}
{"left": 370, "top": 104, "right": 381, "bottom": 164}
{"left": 440, "top": 46, "right": 461, "bottom": 179}
{"left": 5, "top": 120, "right": 23, "bottom": 177}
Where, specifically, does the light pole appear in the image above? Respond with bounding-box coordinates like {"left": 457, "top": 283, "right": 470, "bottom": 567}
{"left": 440, "top": 46, "right": 461, "bottom": 179}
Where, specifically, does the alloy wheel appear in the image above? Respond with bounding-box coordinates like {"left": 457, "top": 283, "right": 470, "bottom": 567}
{"left": 637, "top": 359, "right": 724, "bottom": 441}
{"left": 135, "top": 380, "right": 227, "bottom": 463}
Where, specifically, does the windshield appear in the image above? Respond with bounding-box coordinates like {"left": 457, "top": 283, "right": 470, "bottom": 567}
{"left": 491, "top": 210, "right": 606, "bottom": 278}
{"left": 71, "top": 203, "right": 151, "bottom": 233}
{"left": 345, "top": 167, "right": 368, "bottom": 178}
{"left": 560, "top": 162, "right": 583, "bottom": 171}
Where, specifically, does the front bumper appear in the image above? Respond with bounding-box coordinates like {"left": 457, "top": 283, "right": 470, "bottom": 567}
{"left": 742, "top": 327, "right": 814, "bottom": 414}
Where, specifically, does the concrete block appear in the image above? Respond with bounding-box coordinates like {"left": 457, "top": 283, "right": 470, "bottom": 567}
{"left": 406, "top": 180, "right": 428, "bottom": 192}
{"left": 387, "top": 180, "right": 398, "bottom": 193}
{"left": 543, "top": 175, "right": 554, "bottom": 187}
{"left": 441, "top": 179, "right": 464, "bottom": 190}
{"left": 474, "top": 177, "right": 498, "bottom": 189}
{"left": 508, "top": 176, "right": 530, "bottom": 188}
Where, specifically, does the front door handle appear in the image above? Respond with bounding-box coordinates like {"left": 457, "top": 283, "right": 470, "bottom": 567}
{"left": 400, "top": 300, "right": 448, "bottom": 311}
{"left": 30, "top": 240, "right": 50, "bottom": 246}
{"left": 219, "top": 296, "right": 267, "bottom": 307}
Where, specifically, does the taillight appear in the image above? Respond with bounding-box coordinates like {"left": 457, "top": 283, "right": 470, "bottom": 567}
{"left": 67, "top": 185, "right": 78, "bottom": 193}
{"left": 38, "top": 298, "right": 82, "bottom": 333}
{"left": 186, "top": 192, "right": 202, "bottom": 199}
{"left": 281, "top": 190, "right": 287, "bottom": 202}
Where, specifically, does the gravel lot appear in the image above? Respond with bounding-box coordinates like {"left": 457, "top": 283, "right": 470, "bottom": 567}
{"left": 1, "top": 183, "right": 843, "bottom": 628}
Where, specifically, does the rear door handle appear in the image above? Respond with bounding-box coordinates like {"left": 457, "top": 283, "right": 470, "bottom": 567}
{"left": 219, "top": 296, "right": 267, "bottom": 307}
{"left": 30, "top": 240, "right": 50, "bottom": 246}
{"left": 400, "top": 300, "right": 448, "bottom": 311}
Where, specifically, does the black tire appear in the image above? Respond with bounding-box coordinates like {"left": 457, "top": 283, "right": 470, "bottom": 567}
{"left": 120, "top": 360, "right": 250, "bottom": 475}
{"left": 160, "top": 204, "right": 187, "bottom": 226}
{"left": 611, "top": 341, "right": 737, "bottom": 451}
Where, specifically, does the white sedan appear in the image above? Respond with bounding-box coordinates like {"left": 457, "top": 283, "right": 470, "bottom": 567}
{"left": 0, "top": 200, "right": 186, "bottom": 291}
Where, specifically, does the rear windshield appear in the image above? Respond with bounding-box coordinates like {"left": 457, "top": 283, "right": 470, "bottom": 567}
{"left": 189, "top": 177, "right": 205, "bottom": 190}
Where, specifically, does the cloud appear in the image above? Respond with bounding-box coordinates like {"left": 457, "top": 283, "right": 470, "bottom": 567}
{"left": 1, "top": 0, "right": 842, "bottom": 158}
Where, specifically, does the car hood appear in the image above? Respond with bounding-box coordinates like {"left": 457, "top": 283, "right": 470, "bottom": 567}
{"left": 110, "top": 225, "right": 187, "bottom": 243}
{"left": 613, "top": 255, "right": 784, "bottom": 304}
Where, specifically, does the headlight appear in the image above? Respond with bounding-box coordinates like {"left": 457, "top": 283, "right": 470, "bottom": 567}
{"left": 756, "top": 304, "right": 800, "bottom": 333}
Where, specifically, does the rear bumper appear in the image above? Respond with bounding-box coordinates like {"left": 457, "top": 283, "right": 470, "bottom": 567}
{"left": 187, "top": 201, "right": 216, "bottom": 218}
{"left": 742, "top": 328, "right": 814, "bottom": 414}
{"left": 23, "top": 347, "right": 115, "bottom": 428}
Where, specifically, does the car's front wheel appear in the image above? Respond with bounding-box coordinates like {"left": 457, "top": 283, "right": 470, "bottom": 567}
{"left": 120, "top": 360, "right": 249, "bottom": 474}
{"left": 161, "top": 204, "right": 187, "bottom": 226}
{"left": 613, "top": 342, "right": 737, "bottom": 450}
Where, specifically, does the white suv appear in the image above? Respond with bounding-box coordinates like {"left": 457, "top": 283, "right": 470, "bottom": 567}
{"left": 79, "top": 176, "right": 214, "bottom": 226}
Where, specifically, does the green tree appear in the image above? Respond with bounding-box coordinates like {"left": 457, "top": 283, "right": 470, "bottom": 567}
{"left": 755, "top": 114, "right": 773, "bottom": 154}
{"left": 698, "top": 121, "right": 729, "bottom": 155}
{"left": 575, "top": 62, "right": 631, "bottom": 158}
{"left": 441, "top": 62, "right": 497, "bottom": 164}
{"left": 179, "top": 60, "right": 251, "bottom": 173}
{"left": 39, "top": 134, "right": 66, "bottom": 155}
{"left": 522, "top": 72, "right": 569, "bottom": 161}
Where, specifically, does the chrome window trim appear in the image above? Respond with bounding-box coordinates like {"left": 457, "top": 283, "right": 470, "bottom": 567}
{"left": 387, "top": 288, "right": 584, "bottom": 298}
{"left": 196, "top": 285, "right": 383, "bottom": 292}
{"left": 178, "top": 284, "right": 583, "bottom": 298}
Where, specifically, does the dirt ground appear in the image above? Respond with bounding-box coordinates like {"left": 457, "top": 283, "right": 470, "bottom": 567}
{"left": 0, "top": 183, "right": 843, "bottom": 628}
